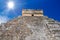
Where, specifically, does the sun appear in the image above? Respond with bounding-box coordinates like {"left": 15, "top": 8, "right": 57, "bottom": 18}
{"left": 7, "top": 1, "right": 14, "bottom": 9}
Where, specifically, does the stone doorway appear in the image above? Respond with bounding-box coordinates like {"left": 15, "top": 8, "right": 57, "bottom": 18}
{"left": 32, "top": 14, "right": 34, "bottom": 16}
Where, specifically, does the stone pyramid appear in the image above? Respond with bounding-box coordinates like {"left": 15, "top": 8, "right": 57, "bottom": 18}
{"left": 0, "top": 16, "right": 60, "bottom": 40}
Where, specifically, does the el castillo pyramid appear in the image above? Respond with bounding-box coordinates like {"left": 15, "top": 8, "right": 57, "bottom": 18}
{"left": 0, "top": 9, "right": 60, "bottom": 40}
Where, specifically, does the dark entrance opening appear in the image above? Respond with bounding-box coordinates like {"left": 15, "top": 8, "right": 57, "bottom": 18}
{"left": 32, "top": 14, "right": 34, "bottom": 16}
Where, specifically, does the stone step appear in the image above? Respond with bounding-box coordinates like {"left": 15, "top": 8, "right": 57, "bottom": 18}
{"left": 55, "top": 33, "right": 60, "bottom": 37}
{"left": 55, "top": 37, "right": 60, "bottom": 40}
{"left": 49, "top": 28, "right": 60, "bottom": 31}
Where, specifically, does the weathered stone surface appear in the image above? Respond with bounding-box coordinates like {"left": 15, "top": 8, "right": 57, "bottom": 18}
{"left": 0, "top": 16, "right": 60, "bottom": 40}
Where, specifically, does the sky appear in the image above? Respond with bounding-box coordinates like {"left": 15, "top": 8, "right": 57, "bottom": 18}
{"left": 0, "top": 0, "right": 60, "bottom": 24}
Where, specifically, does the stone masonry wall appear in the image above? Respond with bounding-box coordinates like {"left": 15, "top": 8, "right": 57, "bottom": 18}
{"left": 0, "top": 16, "right": 60, "bottom": 40}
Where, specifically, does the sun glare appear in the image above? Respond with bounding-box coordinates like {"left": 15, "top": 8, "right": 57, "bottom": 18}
{"left": 7, "top": 1, "right": 14, "bottom": 9}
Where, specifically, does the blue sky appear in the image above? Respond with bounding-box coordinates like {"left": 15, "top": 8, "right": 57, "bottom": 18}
{"left": 0, "top": 0, "right": 60, "bottom": 24}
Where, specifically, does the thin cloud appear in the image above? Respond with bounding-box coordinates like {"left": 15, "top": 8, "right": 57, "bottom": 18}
{"left": 0, "top": 15, "right": 9, "bottom": 24}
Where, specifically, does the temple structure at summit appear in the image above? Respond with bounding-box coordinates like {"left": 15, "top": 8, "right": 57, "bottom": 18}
{"left": 22, "top": 9, "right": 43, "bottom": 16}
